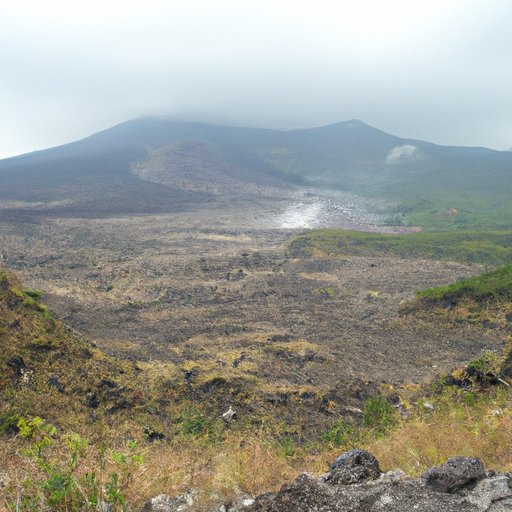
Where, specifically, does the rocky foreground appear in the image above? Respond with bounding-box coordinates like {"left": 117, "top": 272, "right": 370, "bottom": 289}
{"left": 144, "top": 450, "right": 512, "bottom": 512}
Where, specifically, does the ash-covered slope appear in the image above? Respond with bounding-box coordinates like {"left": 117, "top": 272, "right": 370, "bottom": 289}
{"left": 1, "top": 117, "right": 511, "bottom": 226}
{"left": 0, "top": 118, "right": 295, "bottom": 218}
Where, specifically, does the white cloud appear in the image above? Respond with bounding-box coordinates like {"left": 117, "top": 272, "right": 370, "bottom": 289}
{"left": 386, "top": 145, "right": 417, "bottom": 163}
{"left": 1, "top": 1, "right": 512, "bottom": 156}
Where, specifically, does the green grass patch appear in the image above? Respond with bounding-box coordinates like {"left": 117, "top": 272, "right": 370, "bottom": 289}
{"left": 417, "top": 264, "right": 512, "bottom": 302}
{"left": 174, "top": 407, "right": 224, "bottom": 443}
{"left": 362, "top": 395, "right": 398, "bottom": 433}
{"left": 314, "top": 287, "right": 335, "bottom": 297}
{"left": 320, "top": 418, "right": 355, "bottom": 447}
{"left": 394, "top": 185, "right": 512, "bottom": 231}
{"left": 288, "top": 229, "right": 512, "bottom": 265}
{"left": 24, "top": 288, "right": 44, "bottom": 300}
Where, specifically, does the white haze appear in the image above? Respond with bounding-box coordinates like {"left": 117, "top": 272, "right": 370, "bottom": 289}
{"left": 1, "top": 0, "right": 512, "bottom": 157}
{"left": 386, "top": 145, "right": 417, "bottom": 163}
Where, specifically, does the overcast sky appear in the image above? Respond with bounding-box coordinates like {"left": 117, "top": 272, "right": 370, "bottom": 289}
{"left": 1, "top": 0, "right": 512, "bottom": 158}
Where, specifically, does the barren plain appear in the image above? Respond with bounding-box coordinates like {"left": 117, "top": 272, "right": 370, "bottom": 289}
{"left": 0, "top": 190, "right": 506, "bottom": 422}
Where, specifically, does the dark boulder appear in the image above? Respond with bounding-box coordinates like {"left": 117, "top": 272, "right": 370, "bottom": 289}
{"left": 144, "top": 426, "right": 165, "bottom": 442}
{"left": 325, "top": 449, "right": 381, "bottom": 485}
{"left": 423, "top": 457, "right": 485, "bottom": 493}
{"left": 47, "top": 375, "right": 65, "bottom": 393}
{"left": 248, "top": 451, "right": 510, "bottom": 512}
{"left": 251, "top": 473, "right": 335, "bottom": 511}
{"left": 86, "top": 391, "right": 100, "bottom": 409}
{"left": 7, "top": 355, "right": 26, "bottom": 375}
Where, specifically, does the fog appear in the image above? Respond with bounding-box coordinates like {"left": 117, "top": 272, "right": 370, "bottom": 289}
{"left": 1, "top": 0, "right": 512, "bottom": 158}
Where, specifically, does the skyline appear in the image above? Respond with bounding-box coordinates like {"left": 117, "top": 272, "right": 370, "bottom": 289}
{"left": 2, "top": 0, "right": 512, "bottom": 158}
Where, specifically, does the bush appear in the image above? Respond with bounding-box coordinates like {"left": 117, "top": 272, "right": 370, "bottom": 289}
{"left": 24, "top": 288, "right": 43, "bottom": 300}
{"left": 362, "top": 395, "right": 397, "bottom": 433}
{"left": 176, "top": 408, "right": 224, "bottom": 442}
{"left": 321, "top": 419, "right": 355, "bottom": 447}
{"left": 11, "top": 416, "right": 144, "bottom": 511}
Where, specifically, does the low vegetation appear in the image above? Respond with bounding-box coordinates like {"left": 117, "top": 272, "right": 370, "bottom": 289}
{"left": 411, "top": 263, "right": 512, "bottom": 334}
{"left": 2, "top": 240, "right": 512, "bottom": 509}
{"left": 418, "top": 263, "right": 512, "bottom": 302}
{"left": 4, "top": 358, "right": 512, "bottom": 511}
{"left": 396, "top": 191, "right": 512, "bottom": 231}
{"left": 288, "top": 229, "right": 512, "bottom": 265}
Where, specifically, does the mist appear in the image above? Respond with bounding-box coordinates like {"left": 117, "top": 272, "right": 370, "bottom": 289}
{"left": 1, "top": 0, "right": 512, "bottom": 158}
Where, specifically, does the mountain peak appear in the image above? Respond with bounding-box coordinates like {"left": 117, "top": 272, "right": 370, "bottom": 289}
{"left": 308, "top": 119, "right": 373, "bottom": 131}
{"left": 344, "top": 118, "right": 367, "bottom": 125}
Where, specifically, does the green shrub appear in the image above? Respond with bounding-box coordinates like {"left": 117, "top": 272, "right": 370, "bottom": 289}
{"left": 321, "top": 418, "right": 355, "bottom": 447}
{"left": 176, "top": 408, "right": 224, "bottom": 442}
{"left": 362, "top": 395, "right": 397, "bottom": 433}
{"left": 24, "top": 289, "right": 43, "bottom": 300}
{"left": 13, "top": 416, "right": 143, "bottom": 511}
{"left": 281, "top": 434, "right": 295, "bottom": 458}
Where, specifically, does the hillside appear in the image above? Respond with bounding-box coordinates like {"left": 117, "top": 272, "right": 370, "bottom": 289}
{"left": 2, "top": 262, "right": 512, "bottom": 511}
{"left": 0, "top": 119, "right": 294, "bottom": 219}
{"left": 2, "top": 116, "right": 512, "bottom": 509}
{"left": 0, "top": 267, "right": 142, "bottom": 430}
{"left": 419, "top": 264, "right": 512, "bottom": 302}
{"left": 287, "top": 228, "right": 512, "bottom": 334}
{"left": 287, "top": 229, "right": 512, "bottom": 265}
{"left": 1, "top": 118, "right": 512, "bottom": 228}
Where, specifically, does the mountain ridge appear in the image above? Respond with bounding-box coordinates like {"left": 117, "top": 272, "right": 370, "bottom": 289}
{"left": 1, "top": 117, "right": 511, "bottom": 228}
{"left": 5, "top": 117, "right": 508, "bottom": 159}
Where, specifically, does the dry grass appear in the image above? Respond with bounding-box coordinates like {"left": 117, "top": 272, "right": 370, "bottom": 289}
{"left": 3, "top": 385, "right": 512, "bottom": 510}
{"left": 0, "top": 429, "right": 311, "bottom": 510}
{"left": 3, "top": 265, "right": 512, "bottom": 510}
{"left": 131, "top": 433, "right": 301, "bottom": 500}
{"left": 364, "top": 388, "right": 512, "bottom": 475}
{"left": 83, "top": 387, "right": 512, "bottom": 503}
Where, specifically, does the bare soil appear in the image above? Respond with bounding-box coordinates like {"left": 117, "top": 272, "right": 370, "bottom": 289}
{"left": 0, "top": 199, "right": 506, "bottom": 411}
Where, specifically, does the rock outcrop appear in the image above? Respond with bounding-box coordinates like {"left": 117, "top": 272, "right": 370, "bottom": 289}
{"left": 142, "top": 450, "right": 512, "bottom": 511}
{"left": 422, "top": 456, "right": 485, "bottom": 493}
{"left": 325, "top": 449, "right": 381, "bottom": 485}
{"left": 141, "top": 490, "right": 199, "bottom": 512}
{"left": 249, "top": 451, "right": 512, "bottom": 512}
